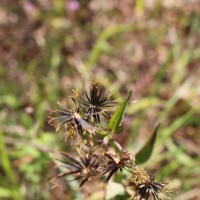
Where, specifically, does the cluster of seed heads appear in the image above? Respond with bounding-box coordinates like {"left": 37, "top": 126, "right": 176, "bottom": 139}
{"left": 49, "top": 80, "right": 171, "bottom": 200}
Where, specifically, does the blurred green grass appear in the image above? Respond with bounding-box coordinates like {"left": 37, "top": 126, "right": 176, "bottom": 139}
{"left": 0, "top": 0, "right": 200, "bottom": 199}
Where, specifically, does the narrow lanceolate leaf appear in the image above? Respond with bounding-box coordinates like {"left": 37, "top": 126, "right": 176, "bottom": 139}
{"left": 109, "top": 91, "right": 132, "bottom": 133}
{"left": 135, "top": 123, "right": 160, "bottom": 165}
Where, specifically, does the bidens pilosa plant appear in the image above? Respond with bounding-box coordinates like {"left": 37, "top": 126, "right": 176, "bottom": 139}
{"left": 49, "top": 80, "right": 171, "bottom": 200}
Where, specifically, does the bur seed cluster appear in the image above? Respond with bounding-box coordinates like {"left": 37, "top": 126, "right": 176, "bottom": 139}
{"left": 49, "top": 80, "right": 171, "bottom": 200}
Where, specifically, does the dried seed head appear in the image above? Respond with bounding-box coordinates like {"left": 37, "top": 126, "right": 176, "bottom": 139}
{"left": 48, "top": 104, "right": 98, "bottom": 140}
{"left": 130, "top": 167, "right": 171, "bottom": 200}
{"left": 131, "top": 167, "right": 150, "bottom": 186}
{"left": 100, "top": 151, "right": 134, "bottom": 183}
{"left": 55, "top": 152, "right": 102, "bottom": 187}
{"left": 79, "top": 80, "right": 115, "bottom": 123}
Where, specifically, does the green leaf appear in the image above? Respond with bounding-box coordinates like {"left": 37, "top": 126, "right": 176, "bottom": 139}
{"left": 105, "top": 180, "right": 125, "bottom": 200}
{"left": 135, "top": 123, "right": 160, "bottom": 165}
{"left": 109, "top": 91, "right": 132, "bottom": 133}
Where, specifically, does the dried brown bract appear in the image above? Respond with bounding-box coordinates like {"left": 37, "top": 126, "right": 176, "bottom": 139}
{"left": 100, "top": 151, "right": 134, "bottom": 183}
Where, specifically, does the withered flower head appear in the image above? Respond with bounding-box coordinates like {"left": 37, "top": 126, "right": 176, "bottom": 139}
{"left": 48, "top": 103, "right": 97, "bottom": 139}
{"left": 130, "top": 167, "right": 171, "bottom": 200}
{"left": 56, "top": 152, "right": 102, "bottom": 187}
{"left": 79, "top": 80, "right": 115, "bottom": 123}
{"left": 100, "top": 151, "right": 134, "bottom": 183}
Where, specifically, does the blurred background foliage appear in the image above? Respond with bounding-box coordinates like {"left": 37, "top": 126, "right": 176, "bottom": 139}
{"left": 0, "top": 0, "right": 200, "bottom": 199}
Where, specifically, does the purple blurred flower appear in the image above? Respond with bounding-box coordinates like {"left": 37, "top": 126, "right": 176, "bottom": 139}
{"left": 22, "top": 2, "right": 36, "bottom": 13}
{"left": 66, "top": 0, "right": 80, "bottom": 12}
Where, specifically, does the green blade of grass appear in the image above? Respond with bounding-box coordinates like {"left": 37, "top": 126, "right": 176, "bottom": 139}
{"left": 0, "top": 132, "right": 22, "bottom": 200}
{"left": 160, "top": 109, "right": 196, "bottom": 142}
{"left": 0, "top": 187, "right": 14, "bottom": 198}
{"left": 85, "top": 24, "right": 135, "bottom": 70}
